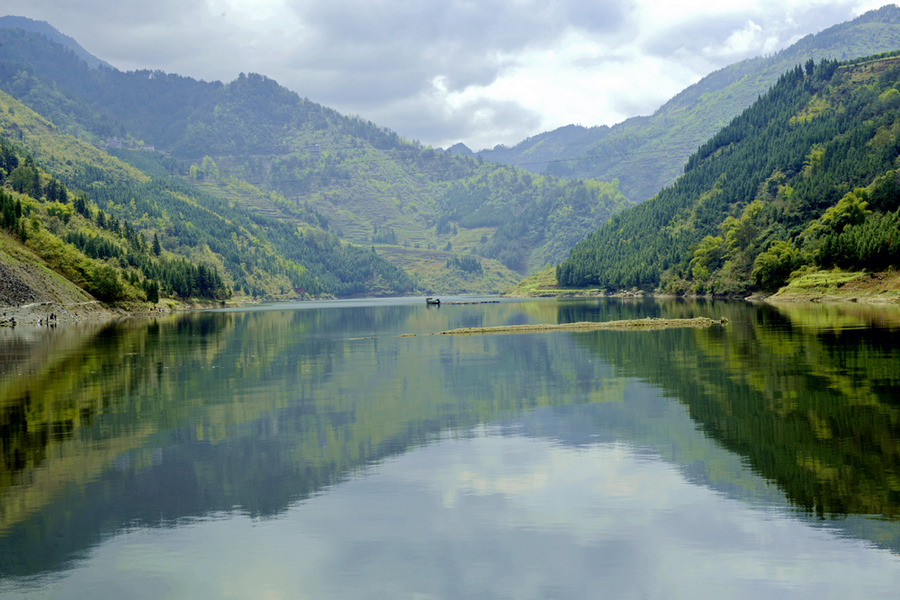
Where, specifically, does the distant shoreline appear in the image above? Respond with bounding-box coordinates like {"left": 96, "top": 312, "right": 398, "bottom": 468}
{"left": 503, "top": 289, "right": 900, "bottom": 305}
{"left": 4, "top": 275, "right": 899, "bottom": 331}
{"left": 502, "top": 269, "right": 900, "bottom": 305}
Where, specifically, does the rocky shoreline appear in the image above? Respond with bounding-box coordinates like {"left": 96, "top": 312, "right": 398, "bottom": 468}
{"left": 0, "top": 300, "right": 144, "bottom": 328}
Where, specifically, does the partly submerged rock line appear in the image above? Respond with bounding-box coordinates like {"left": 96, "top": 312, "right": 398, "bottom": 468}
{"left": 435, "top": 317, "right": 727, "bottom": 336}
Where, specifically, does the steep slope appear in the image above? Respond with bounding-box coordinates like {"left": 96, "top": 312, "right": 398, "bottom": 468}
{"left": 0, "top": 235, "right": 94, "bottom": 308}
{"left": 0, "top": 22, "right": 632, "bottom": 284}
{"left": 472, "top": 5, "right": 900, "bottom": 203}
{"left": 556, "top": 53, "right": 900, "bottom": 297}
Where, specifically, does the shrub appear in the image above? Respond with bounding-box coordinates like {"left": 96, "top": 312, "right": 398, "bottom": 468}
{"left": 87, "top": 265, "right": 124, "bottom": 302}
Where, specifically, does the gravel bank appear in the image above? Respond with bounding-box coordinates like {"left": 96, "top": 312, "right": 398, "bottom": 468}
{"left": 0, "top": 300, "right": 127, "bottom": 328}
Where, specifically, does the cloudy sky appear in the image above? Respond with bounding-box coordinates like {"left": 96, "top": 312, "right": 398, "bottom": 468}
{"left": 4, "top": 0, "right": 896, "bottom": 150}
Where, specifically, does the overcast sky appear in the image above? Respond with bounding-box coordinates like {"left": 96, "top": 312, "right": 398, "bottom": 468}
{"left": 3, "top": 0, "right": 896, "bottom": 150}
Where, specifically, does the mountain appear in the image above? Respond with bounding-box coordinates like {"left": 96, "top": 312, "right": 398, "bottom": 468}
{"left": 0, "top": 20, "right": 632, "bottom": 290}
{"left": 556, "top": 52, "right": 900, "bottom": 297}
{"left": 472, "top": 4, "right": 900, "bottom": 203}
{"left": 0, "top": 16, "right": 113, "bottom": 70}
{"left": 0, "top": 88, "right": 416, "bottom": 304}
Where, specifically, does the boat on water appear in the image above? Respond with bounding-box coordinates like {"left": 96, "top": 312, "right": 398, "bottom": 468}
{"left": 426, "top": 297, "right": 441, "bottom": 305}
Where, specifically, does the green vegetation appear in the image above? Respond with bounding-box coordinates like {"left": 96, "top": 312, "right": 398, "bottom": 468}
{"left": 373, "top": 244, "right": 520, "bottom": 295}
{"left": 502, "top": 264, "right": 566, "bottom": 296}
{"left": 0, "top": 135, "right": 229, "bottom": 304}
{"left": 769, "top": 268, "right": 900, "bottom": 302}
{"left": 557, "top": 54, "right": 900, "bottom": 297}
{"left": 0, "top": 87, "right": 417, "bottom": 301}
{"left": 439, "top": 167, "right": 631, "bottom": 273}
{"left": 8, "top": 14, "right": 900, "bottom": 301}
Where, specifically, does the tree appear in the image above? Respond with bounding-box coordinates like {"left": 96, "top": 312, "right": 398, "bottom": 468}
{"left": 144, "top": 279, "right": 160, "bottom": 303}
{"left": 812, "top": 189, "right": 872, "bottom": 236}
{"left": 690, "top": 236, "right": 726, "bottom": 281}
{"left": 199, "top": 156, "right": 220, "bottom": 180}
{"left": 8, "top": 165, "right": 38, "bottom": 196}
{"left": 752, "top": 241, "right": 799, "bottom": 290}
{"left": 88, "top": 265, "right": 124, "bottom": 302}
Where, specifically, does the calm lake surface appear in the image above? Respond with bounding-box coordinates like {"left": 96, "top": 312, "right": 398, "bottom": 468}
{"left": 1, "top": 296, "right": 900, "bottom": 599}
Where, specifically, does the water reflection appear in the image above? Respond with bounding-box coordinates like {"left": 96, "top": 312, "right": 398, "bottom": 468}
{"left": 6, "top": 412, "right": 900, "bottom": 600}
{"left": 568, "top": 301, "right": 900, "bottom": 520}
{"left": 0, "top": 298, "right": 899, "bottom": 598}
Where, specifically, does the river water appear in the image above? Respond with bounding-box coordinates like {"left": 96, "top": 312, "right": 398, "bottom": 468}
{"left": 1, "top": 296, "right": 899, "bottom": 599}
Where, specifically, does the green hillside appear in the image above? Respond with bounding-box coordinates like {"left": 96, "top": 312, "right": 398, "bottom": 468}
{"left": 557, "top": 53, "right": 900, "bottom": 297}
{"left": 0, "top": 88, "right": 420, "bottom": 304}
{"left": 0, "top": 23, "right": 632, "bottom": 289}
{"left": 473, "top": 5, "right": 900, "bottom": 203}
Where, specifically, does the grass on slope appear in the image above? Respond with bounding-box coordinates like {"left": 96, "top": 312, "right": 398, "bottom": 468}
{"left": 771, "top": 268, "right": 900, "bottom": 302}
{"left": 499, "top": 264, "right": 599, "bottom": 297}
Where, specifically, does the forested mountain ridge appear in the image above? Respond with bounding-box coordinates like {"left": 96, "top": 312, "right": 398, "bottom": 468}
{"left": 0, "top": 88, "right": 420, "bottom": 304}
{"left": 0, "top": 16, "right": 112, "bottom": 70}
{"left": 469, "top": 4, "right": 900, "bottom": 203}
{"left": 0, "top": 22, "right": 632, "bottom": 291}
{"left": 557, "top": 52, "right": 900, "bottom": 297}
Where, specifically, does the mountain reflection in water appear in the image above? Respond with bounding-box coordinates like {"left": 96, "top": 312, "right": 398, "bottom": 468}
{"left": 0, "top": 297, "right": 899, "bottom": 599}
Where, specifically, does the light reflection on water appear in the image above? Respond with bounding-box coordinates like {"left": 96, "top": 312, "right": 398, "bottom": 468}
{"left": 1, "top": 297, "right": 900, "bottom": 598}
{"left": 7, "top": 420, "right": 900, "bottom": 600}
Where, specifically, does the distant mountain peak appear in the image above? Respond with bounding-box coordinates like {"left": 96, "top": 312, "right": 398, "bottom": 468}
{"left": 0, "top": 15, "right": 113, "bottom": 70}
{"left": 446, "top": 142, "right": 473, "bottom": 155}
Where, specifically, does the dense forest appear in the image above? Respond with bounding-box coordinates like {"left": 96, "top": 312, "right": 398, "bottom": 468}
{"left": 557, "top": 54, "right": 900, "bottom": 296}
{"left": 0, "top": 135, "right": 228, "bottom": 303}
